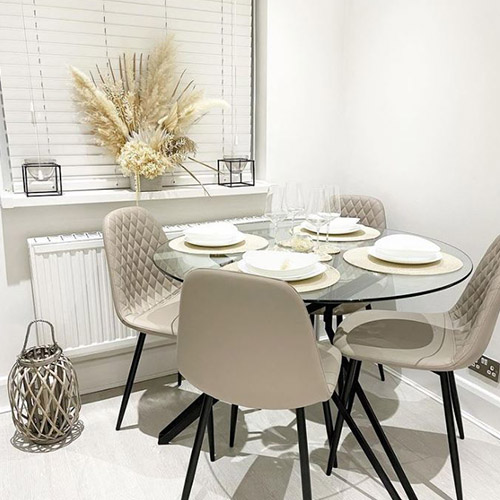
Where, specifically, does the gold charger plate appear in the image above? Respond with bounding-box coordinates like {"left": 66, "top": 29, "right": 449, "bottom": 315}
{"left": 343, "top": 247, "right": 463, "bottom": 276}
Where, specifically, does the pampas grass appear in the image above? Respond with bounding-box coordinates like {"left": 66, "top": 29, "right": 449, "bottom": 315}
{"left": 70, "top": 68, "right": 128, "bottom": 156}
{"left": 70, "top": 35, "right": 228, "bottom": 198}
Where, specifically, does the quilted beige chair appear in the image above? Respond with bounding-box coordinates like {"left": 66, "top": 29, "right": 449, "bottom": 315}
{"left": 177, "top": 269, "right": 411, "bottom": 500}
{"left": 103, "top": 206, "right": 181, "bottom": 430}
{"left": 329, "top": 235, "right": 500, "bottom": 500}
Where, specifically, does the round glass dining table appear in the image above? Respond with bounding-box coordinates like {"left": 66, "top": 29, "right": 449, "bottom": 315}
{"left": 153, "top": 220, "right": 473, "bottom": 307}
{"left": 152, "top": 219, "right": 473, "bottom": 448}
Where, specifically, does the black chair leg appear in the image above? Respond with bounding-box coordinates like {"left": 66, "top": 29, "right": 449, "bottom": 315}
{"left": 322, "top": 400, "right": 334, "bottom": 447}
{"left": 181, "top": 394, "right": 214, "bottom": 500}
{"left": 296, "top": 407, "right": 312, "bottom": 500}
{"left": 378, "top": 364, "right": 386, "bottom": 382}
{"left": 323, "top": 305, "right": 335, "bottom": 344}
{"left": 448, "top": 372, "right": 465, "bottom": 440}
{"left": 440, "top": 372, "right": 463, "bottom": 500}
{"left": 336, "top": 315, "right": 343, "bottom": 327}
{"left": 327, "top": 359, "right": 361, "bottom": 474}
{"left": 116, "top": 332, "right": 146, "bottom": 431}
{"left": 229, "top": 404, "right": 238, "bottom": 448}
{"left": 207, "top": 406, "right": 216, "bottom": 462}
{"left": 177, "top": 372, "right": 183, "bottom": 387}
{"left": 331, "top": 392, "right": 402, "bottom": 500}
{"left": 355, "top": 382, "right": 417, "bottom": 500}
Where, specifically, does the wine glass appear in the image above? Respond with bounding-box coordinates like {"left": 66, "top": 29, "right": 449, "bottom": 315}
{"left": 305, "top": 186, "right": 331, "bottom": 253}
{"left": 283, "top": 182, "right": 305, "bottom": 234}
{"left": 323, "top": 185, "right": 341, "bottom": 246}
{"left": 264, "top": 185, "right": 287, "bottom": 244}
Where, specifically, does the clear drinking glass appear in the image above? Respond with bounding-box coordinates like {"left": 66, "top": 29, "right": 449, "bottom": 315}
{"left": 305, "top": 186, "right": 331, "bottom": 252}
{"left": 323, "top": 185, "right": 341, "bottom": 245}
{"left": 264, "top": 185, "right": 287, "bottom": 244}
{"left": 283, "top": 182, "right": 305, "bottom": 234}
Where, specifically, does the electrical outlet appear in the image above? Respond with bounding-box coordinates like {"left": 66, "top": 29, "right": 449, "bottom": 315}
{"left": 469, "top": 355, "right": 500, "bottom": 382}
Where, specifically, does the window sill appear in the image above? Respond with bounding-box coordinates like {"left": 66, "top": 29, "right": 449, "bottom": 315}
{"left": 0, "top": 181, "right": 270, "bottom": 209}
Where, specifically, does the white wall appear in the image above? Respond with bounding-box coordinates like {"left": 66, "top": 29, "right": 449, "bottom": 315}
{"left": 258, "top": 0, "right": 346, "bottom": 182}
{"left": 337, "top": 0, "right": 500, "bottom": 432}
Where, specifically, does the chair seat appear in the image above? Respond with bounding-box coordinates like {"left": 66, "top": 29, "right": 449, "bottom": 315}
{"left": 317, "top": 341, "right": 343, "bottom": 392}
{"left": 124, "top": 292, "right": 180, "bottom": 338}
{"left": 333, "top": 309, "right": 466, "bottom": 371}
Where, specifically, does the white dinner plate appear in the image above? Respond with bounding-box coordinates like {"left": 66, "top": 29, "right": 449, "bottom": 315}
{"left": 238, "top": 260, "right": 326, "bottom": 281}
{"left": 301, "top": 221, "right": 362, "bottom": 235}
{"left": 369, "top": 247, "right": 442, "bottom": 265}
{"left": 185, "top": 232, "right": 245, "bottom": 247}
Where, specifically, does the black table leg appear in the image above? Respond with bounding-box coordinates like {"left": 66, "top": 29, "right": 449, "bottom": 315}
{"left": 158, "top": 395, "right": 219, "bottom": 445}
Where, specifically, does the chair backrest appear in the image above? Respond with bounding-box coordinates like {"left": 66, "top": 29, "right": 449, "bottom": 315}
{"left": 102, "top": 206, "right": 177, "bottom": 322}
{"left": 340, "top": 194, "right": 387, "bottom": 231}
{"left": 177, "top": 269, "right": 332, "bottom": 410}
{"left": 450, "top": 235, "right": 500, "bottom": 369}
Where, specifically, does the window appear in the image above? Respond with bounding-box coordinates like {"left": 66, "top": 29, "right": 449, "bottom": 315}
{"left": 0, "top": 0, "right": 252, "bottom": 193}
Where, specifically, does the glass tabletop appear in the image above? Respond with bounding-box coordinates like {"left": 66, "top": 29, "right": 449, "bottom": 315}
{"left": 153, "top": 220, "right": 473, "bottom": 305}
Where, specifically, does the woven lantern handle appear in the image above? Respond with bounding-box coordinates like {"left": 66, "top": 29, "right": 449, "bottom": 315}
{"left": 21, "top": 320, "right": 57, "bottom": 354}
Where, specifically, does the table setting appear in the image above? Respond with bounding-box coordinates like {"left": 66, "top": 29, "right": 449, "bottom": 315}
{"left": 221, "top": 250, "right": 341, "bottom": 292}
{"left": 168, "top": 221, "right": 269, "bottom": 255}
{"left": 343, "top": 233, "right": 464, "bottom": 275}
{"left": 156, "top": 183, "right": 471, "bottom": 302}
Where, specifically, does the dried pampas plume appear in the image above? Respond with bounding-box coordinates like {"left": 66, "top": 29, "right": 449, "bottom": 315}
{"left": 70, "top": 35, "right": 229, "bottom": 199}
{"left": 70, "top": 67, "right": 128, "bottom": 156}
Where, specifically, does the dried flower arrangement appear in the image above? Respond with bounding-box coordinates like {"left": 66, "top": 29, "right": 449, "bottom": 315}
{"left": 70, "top": 35, "right": 227, "bottom": 198}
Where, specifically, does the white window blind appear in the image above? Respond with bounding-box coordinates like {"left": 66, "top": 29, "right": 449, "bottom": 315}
{"left": 0, "top": 0, "right": 253, "bottom": 193}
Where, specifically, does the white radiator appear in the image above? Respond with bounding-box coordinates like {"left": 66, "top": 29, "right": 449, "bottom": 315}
{"left": 28, "top": 216, "right": 267, "bottom": 358}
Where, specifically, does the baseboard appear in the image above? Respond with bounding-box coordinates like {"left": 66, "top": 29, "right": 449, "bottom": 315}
{"left": 0, "top": 337, "right": 177, "bottom": 415}
{"left": 385, "top": 366, "right": 500, "bottom": 441}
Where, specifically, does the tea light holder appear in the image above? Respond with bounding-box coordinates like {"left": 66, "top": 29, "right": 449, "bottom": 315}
{"left": 22, "top": 160, "right": 62, "bottom": 197}
{"left": 217, "top": 157, "right": 255, "bottom": 188}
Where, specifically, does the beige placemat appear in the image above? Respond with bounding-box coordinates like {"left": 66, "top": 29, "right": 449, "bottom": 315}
{"left": 169, "top": 233, "right": 269, "bottom": 255}
{"left": 221, "top": 262, "right": 340, "bottom": 292}
{"left": 343, "top": 247, "right": 464, "bottom": 276}
{"left": 295, "top": 225, "right": 381, "bottom": 242}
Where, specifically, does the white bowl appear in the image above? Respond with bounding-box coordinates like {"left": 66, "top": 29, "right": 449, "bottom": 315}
{"left": 238, "top": 260, "right": 326, "bottom": 281}
{"left": 184, "top": 222, "right": 238, "bottom": 240}
{"left": 185, "top": 231, "right": 245, "bottom": 247}
{"left": 184, "top": 222, "right": 243, "bottom": 246}
{"left": 374, "top": 234, "right": 441, "bottom": 259}
{"left": 242, "top": 250, "right": 319, "bottom": 278}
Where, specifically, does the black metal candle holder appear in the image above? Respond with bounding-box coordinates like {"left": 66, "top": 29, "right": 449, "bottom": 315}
{"left": 217, "top": 157, "right": 255, "bottom": 188}
{"left": 22, "top": 161, "right": 62, "bottom": 197}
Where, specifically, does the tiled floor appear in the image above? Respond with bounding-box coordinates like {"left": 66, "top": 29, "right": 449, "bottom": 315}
{"left": 1, "top": 364, "right": 499, "bottom": 499}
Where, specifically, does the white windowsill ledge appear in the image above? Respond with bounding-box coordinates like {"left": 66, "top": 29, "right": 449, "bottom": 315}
{"left": 0, "top": 181, "right": 270, "bottom": 209}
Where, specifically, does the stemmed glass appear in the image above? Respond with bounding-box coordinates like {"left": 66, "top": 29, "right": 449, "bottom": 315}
{"left": 264, "top": 185, "right": 287, "bottom": 245}
{"left": 323, "top": 185, "right": 341, "bottom": 247}
{"left": 305, "top": 186, "right": 332, "bottom": 253}
{"left": 283, "top": 182, "right": 305, "bottom": 234}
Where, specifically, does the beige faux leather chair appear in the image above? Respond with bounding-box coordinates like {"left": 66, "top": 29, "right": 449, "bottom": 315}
{"left": 177, "top": 269, "right": 409, "bottom": 500}
{"left": 103, "top": 206, "right": 180, "bottom": 430}
{"left": 330, "top": 235, "right": 500, "bottom": 500}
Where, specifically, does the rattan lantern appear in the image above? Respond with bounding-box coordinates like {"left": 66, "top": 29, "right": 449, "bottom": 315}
{"left": 8, "top": 320, "right": 81, "bottom": 444}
